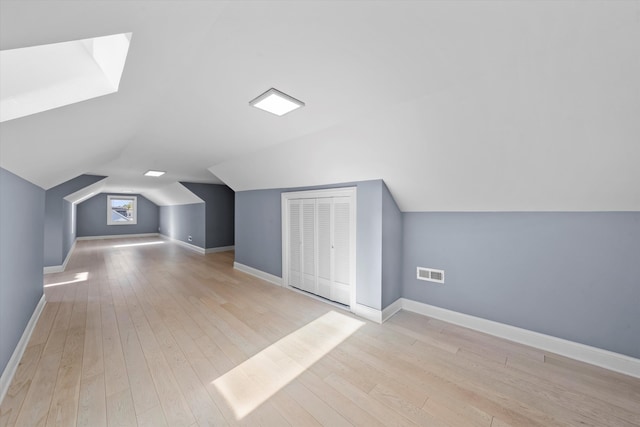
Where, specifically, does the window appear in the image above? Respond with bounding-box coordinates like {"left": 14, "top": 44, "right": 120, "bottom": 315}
{"left": 107, "top": 195, "right": 137, "bottom": 225}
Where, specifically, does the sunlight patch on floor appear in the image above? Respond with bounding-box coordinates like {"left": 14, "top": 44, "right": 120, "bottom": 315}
{"left": 44, "top": 271, "right": 89, "bottom": 287}
{"left": 112, "top": 241, "right": 164, "bottom": 248}
{"left": 212, "top": 310, "right": 364, "bottom": 420}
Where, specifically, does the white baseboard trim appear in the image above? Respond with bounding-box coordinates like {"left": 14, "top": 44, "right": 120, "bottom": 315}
{"left": 43, "top": 239, "right": 77, "bottom": 274}
{"left": 382, "top": 298, "right": 404, "bottom": 323}
{"left": 399, "top": 298, "right": 640, "bottom": 379}
{"left": 76, "top": 233, "right": 159, "bottom": 241}
{"left": 205, "top": 245, "right": 235, "bottom": 254}
{"left": 173, "top": 239, "right": 206, "bottom": 254}
{"left": 352, "top": 299, "right": 403, "bottom": 324}
{"left": 214, "top": 264, "right": 637, "bottom": 377}
{"left": 161, "top": 236, "right": 233, "bottom": 255}
{"left": 233, "top": 262, "right": 283, "bottom": 286}
{"left": 232, "top": 264, "right": 379, "bottom": 322}
{"left": 228, "top": 263, "right": 396, "bottom": 325}
{"left": 0, "top": 294, "right": 46, "bottom": 404}
{"left": 159, "top": 235, "right": 206, "bottom": 254}
{"left": 353, "top": 303, "right": 382, "bottom": 323}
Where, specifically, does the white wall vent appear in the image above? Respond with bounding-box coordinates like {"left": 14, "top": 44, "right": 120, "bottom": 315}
{"left": 417, "top": 267, "right": 445, "bottom": 284}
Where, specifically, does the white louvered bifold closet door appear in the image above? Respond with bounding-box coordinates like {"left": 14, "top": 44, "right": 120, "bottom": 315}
{"left": 301, "top": 199, "right": 317, "bottom": 294}
{"left": 288, "top": 200, "right": 303, "bottom": 290}
{"left": 288, "top": 196, "right": 352, "bottom": 306}
{"left": 316, "top": 198, "right": 333, "bottom": 301}
{"left": 331, "top": 197, "right": 351, "bottom": 305}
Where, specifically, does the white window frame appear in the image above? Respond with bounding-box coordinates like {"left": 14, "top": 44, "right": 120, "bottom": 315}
{"left": 107, "top": 195, "right": 138, "bottom": 225}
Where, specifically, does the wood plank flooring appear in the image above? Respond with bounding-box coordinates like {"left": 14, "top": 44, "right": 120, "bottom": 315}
{"left": 1, "top": 236, "right": 639, "bottom": 426}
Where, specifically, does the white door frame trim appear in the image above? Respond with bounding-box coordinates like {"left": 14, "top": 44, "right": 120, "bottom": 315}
{"left": 281, "top": 187, "right": 357, "bottom": 312}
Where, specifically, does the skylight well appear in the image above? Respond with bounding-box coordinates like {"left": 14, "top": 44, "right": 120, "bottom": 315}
{"left": 0, "top": 32, "right": 132, "bottom": 122}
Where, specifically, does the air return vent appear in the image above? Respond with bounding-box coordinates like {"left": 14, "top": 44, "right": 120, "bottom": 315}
{"left": 417, "top": 267, "right": 445, "bottom": 284}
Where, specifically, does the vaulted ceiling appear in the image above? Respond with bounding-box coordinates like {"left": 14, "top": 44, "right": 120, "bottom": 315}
{"left": 1, "top": 1, "right": 638, "bottom": 210}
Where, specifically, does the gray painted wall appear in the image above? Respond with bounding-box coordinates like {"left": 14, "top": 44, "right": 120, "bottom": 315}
{"left": 234, "top": 180, "right": 640, "bottom": 358}
{"left": 235, "top": 180, "right": 390, "bottom": 310}
{"left": 44, "top": 174, "right": 105, "bottom": 266}
{"left": 159, "top": 203, "right": 206, "bottom": 248}
{"left": 355, "top": 180, "right": 383, "bottom": 309}
{"left": 181, "top": 183, "right": 235, "bottom": 248}
{"left": 0, "top": 168, "right": 45, "bottom": 375}
{"left": 235, "top": 188, "right": 283, "bottom": 275}
{"left": 381, "top": 182, "right": 403, "bottom": 309}
{"left": 402, "top": 212, "right": 640, "bottom": 359}
{"left": 62, "top": 200, "right": 74, "bottom": 258}
{"left": 76, "top": 193, "right": 159, "bottom": 237}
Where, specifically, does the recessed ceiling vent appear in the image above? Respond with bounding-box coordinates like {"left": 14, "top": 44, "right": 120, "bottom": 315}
{"left": 417, "top": 267, "right": 445, "bottom": 284}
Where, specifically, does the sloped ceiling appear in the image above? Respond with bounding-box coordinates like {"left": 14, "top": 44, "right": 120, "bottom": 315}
{"left": 0, "top": 1, "right": 638, "bottom": 211}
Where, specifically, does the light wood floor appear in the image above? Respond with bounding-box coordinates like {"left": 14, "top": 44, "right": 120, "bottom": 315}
{"left": 1, "top": 237, "right": 639, "bottom": 427}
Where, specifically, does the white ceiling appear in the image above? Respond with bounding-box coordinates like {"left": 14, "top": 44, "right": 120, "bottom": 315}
{"left": 1, "top": 1, "right": 638, "bottom": 211}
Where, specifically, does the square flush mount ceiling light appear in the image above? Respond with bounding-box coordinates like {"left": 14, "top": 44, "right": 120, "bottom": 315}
{"left": 144, "top": 170, "right": 165, "bottom": 177}
{"left": 249, "top": 88, "right": 305, "bottom": 116}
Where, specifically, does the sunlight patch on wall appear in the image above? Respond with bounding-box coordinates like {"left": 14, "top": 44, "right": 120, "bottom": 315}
{"left": 0, "top": 33, "right": 132, "bottom": 122}
{"left": 212, "top": 310, "right": 364, "bottom": 420}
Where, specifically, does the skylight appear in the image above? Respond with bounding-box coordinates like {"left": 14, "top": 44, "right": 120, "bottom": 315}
{"left": 249, "top": 88, "right": 305, "bottom": 116}
{"left": 0, "top": 32, "right": 132, "bottom": 122}
{"left": 144, "top": 170, "right": 165, "bottom": 177}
